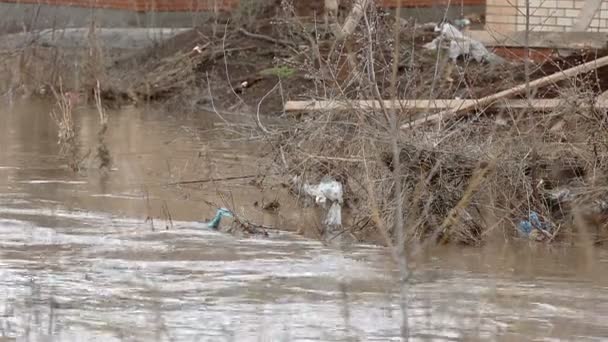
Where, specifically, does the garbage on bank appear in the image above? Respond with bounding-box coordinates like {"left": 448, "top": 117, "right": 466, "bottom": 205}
{"left": 300, "top": 176, "right": 344, "bottom": 227}
{"left": 423, "top": 22, "right": 504, "bottom": 64}
{"left": 518, "top": 211, "right": 554, "bottom": 240}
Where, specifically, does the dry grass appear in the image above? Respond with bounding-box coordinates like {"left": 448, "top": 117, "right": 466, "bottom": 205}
{"left": 94, "top": 80, "right": 111, "bottom": 171}
{"left": 251, "top": 4, "right": 608, "bottom": 247}
{"left": 2, "top": 2, "right": 604, "bottom": 247}
{"left": 49, "top": 82, "right": 83, "bottom": 172}
{"left": 0, "top": 21, "right": 116, "bottom": 173}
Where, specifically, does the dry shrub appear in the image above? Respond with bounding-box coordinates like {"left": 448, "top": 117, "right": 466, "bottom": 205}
{"left": 94, "top": 81, "right": 111, "bottom": 171}
{"left": 83, "top": 21, "right": 107, "bottom": 90}
{"left": 0, "top": 24, "right": 111, "bottom": 101}
{"left": 264, "top": 4, "right": 608, "bottom": 246}
{"left": 49, "top": 83, "right": 83, "bottom": 172}
{"left": 0, "top": 46, "right": 76, "bottom": 99}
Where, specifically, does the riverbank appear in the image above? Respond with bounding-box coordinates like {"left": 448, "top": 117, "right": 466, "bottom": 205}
{"left": 1, "top": 5, "right": 607, "bottom": 247}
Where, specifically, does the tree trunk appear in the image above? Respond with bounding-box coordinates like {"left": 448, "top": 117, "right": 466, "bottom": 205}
{"left": 332, "top": 0, "right": 370, "bottom": 39}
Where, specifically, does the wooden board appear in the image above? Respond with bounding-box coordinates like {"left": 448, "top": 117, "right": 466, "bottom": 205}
{"left": 403, "top": 54, "right": 608, "bottom": 128}
{"left": 284, "top": 99, "right": 606, "bottom": 112}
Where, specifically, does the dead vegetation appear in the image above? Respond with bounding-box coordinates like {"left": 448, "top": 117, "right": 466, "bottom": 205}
{"left": 94, "top": 80, "right": 111, "bottom": 171}
{"left": 2, "top": 0, "right": 607, "bottom": 247}
{"left": 248, "top": 3, "right": 608, "bottom": 247}
{"left": 49, "top": 82, "right": 83, "bottom": 172}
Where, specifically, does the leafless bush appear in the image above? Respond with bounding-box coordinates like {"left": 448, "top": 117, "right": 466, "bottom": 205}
{"left": 232, "top": 0, "right": 277, "bottom": 29}
{"left": 262, "top": 2, "right": 608, "bottom": 247}
{"left": 94, "top": 80, "right": 111, "bottom": 170}
{"left": 83, "top": 20, "right": 107, "bottom": 90}
{"left": 49, "top": 82, "right": 84, "bottom": 172}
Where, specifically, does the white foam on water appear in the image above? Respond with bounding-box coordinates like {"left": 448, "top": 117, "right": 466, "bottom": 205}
{"left": 19, "top": 180, "right": 88, "bottom": 185}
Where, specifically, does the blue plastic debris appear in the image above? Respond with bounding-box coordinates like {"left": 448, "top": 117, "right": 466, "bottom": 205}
{"left": 206, "top": 208, "right": 233, "bottom": 229}
{"left": 453, "top": 18, "right": 471, "bottom": 28}
{"left": 518, "top": 211, "right": 552, "bottom": 236}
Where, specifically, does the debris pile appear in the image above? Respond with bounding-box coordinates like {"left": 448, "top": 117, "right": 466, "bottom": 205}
{"left": 104, "top": 18, "right": 315, "bottom": 113}
{"left": 423, "top": 22, "right": 504, "bottom": 64}
{"left": 97, "top": 8, "right": 608, "bottom": 245}
{"left": 5, "top": 1, "right": 605, "bottom": 246}
{"left": 301, "top": 176, "right": 344, "bottom": 228}
{"left": 267, "top": 12, "right": 608, "bottom": 245}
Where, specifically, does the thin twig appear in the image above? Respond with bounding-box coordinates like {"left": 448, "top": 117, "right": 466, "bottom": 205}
{"left": 222, "top": 22, "right": 245, "bottom": 104}
{"left": 237, "top": 27, "right": 295, "bottom": 48}
{"left": 255, "top": 81, "right": 280, "bottom": 135}
{"left": 168, "top": 174, "right": 267, "bottom": 186}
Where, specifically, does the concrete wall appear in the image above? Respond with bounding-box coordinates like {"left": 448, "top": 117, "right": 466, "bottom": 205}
{"left": 0, "top": 0, "right": 238, "bottom": 11}
{"left": 383, "top": 0, "right": 484, "bottom": 6}
{"left": 487, "top": 0, "right": 608, "bottom": 33}
{"left": 0, "top": 0, "right": 487, "bottom": 34}
{"left": 396, "top": 5, "right": 485, "bottom": 24}
{"left": 0, "top": 3, "right": 218, "bottom": 33}
{"left": 1, "top": 0, "right": 484, "bottom": 10}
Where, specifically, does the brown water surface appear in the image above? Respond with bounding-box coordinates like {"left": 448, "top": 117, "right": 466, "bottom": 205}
{"left": 1, "top": 100, "right": 608, "bottom": 341}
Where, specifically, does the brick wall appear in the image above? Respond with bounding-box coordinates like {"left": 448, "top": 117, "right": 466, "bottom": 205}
{"left": 380, "top": 0, "right": 485, "bottom": 7}
{"left": 0, "top": 0, "right": 239, "bottom": 11}
{"left": 487, "top": 0, "right": 608, "bottom": 33}
{"left": 1, "top": 0, "right": 485, "bottom": 12}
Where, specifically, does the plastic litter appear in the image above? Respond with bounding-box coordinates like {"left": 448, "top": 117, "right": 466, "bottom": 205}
{"left": 453, "top": 18, "right": 471, "bottom": 29}
{"left": 518, "top": 211, "right": 552, "bottom": 237}
{"left": 423, "top": 22, "right": 504, "bottom": 64}
{"left": 302, "top": 177, "right": 343, "bottom": 227}
{"left": 302, "top": 177, "right": 343, "bottom": 207}
{"left": 206, "top": 208, "right": 233, "bottom": 229}
{"left": 546, "top": 187, "right": 573, "bottom": 202}
{"left": 324, "top": 202, "right": 342, "bottom": 227}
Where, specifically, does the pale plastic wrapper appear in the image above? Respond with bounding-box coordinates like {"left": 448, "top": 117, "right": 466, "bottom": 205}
{"left": 423, "top": 23, "right": 503, "bottom": 64}
{"left": 302, "top": 177, "right": 343, "bottom": 226}
{"left": 324, "top": 202, "right": 342, "bottom": 227}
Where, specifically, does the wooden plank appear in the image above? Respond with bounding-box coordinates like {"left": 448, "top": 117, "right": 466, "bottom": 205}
{"left": 402, "top": 55, "right": 608, "bottom": 128}
{"left": 595, "top": 89, "right": 608, "bottom": 107}
{"left": 597, "top": 89, "right": 608, "bottom": 100}
{"left": 572, "top": 0, "right": 603, "bottom": 32}
{"left": 284, "top": 99, "right": 580, "bottom": 112}
{"left": 285, "top": 99, "right": 476, "bottom": 111}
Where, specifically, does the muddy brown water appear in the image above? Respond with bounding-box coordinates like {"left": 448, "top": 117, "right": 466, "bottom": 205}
{"left": 1, "top": 100, "right": 608, "bottom": 341}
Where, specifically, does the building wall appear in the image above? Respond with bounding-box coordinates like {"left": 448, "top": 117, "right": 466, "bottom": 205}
{"left": 0, "top": 0, "right": 485, "bottom": 11}
{"left": 0, "top": 0, "right": 487, "bottom": 33}
{"left": 381, "top": 0, "right": 485, "bottom": 7}
{"left": 487, "top": 0, "right": 608, "bottom": 33}
{"left": 0, "top": 0, "right": 239, "bottom": 11}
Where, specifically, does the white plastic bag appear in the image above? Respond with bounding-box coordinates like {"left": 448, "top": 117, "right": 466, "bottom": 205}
{"left": 423, "top": 22, "right": 503, "bottom": 64}
{"left": 302, "top": 177, "right": 343, "bottom": 207}
{"left": 324, "top": 202, "right": 342, "bottom": 227}
{"left": 302, "top": 177, "right": 343, "bottom": 226}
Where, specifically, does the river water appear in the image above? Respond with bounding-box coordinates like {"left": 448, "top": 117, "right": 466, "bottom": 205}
{"left": 1, "top": 100, "right": 608, "bottom": 341}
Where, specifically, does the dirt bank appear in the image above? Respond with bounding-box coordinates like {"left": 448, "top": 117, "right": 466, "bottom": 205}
{"left": 2, "top": 4, "right": 608, "bottom": 247}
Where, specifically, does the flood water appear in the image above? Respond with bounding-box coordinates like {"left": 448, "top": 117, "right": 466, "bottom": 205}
{"left": 1, "top": 100, "right": 608, "bottom": 341}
